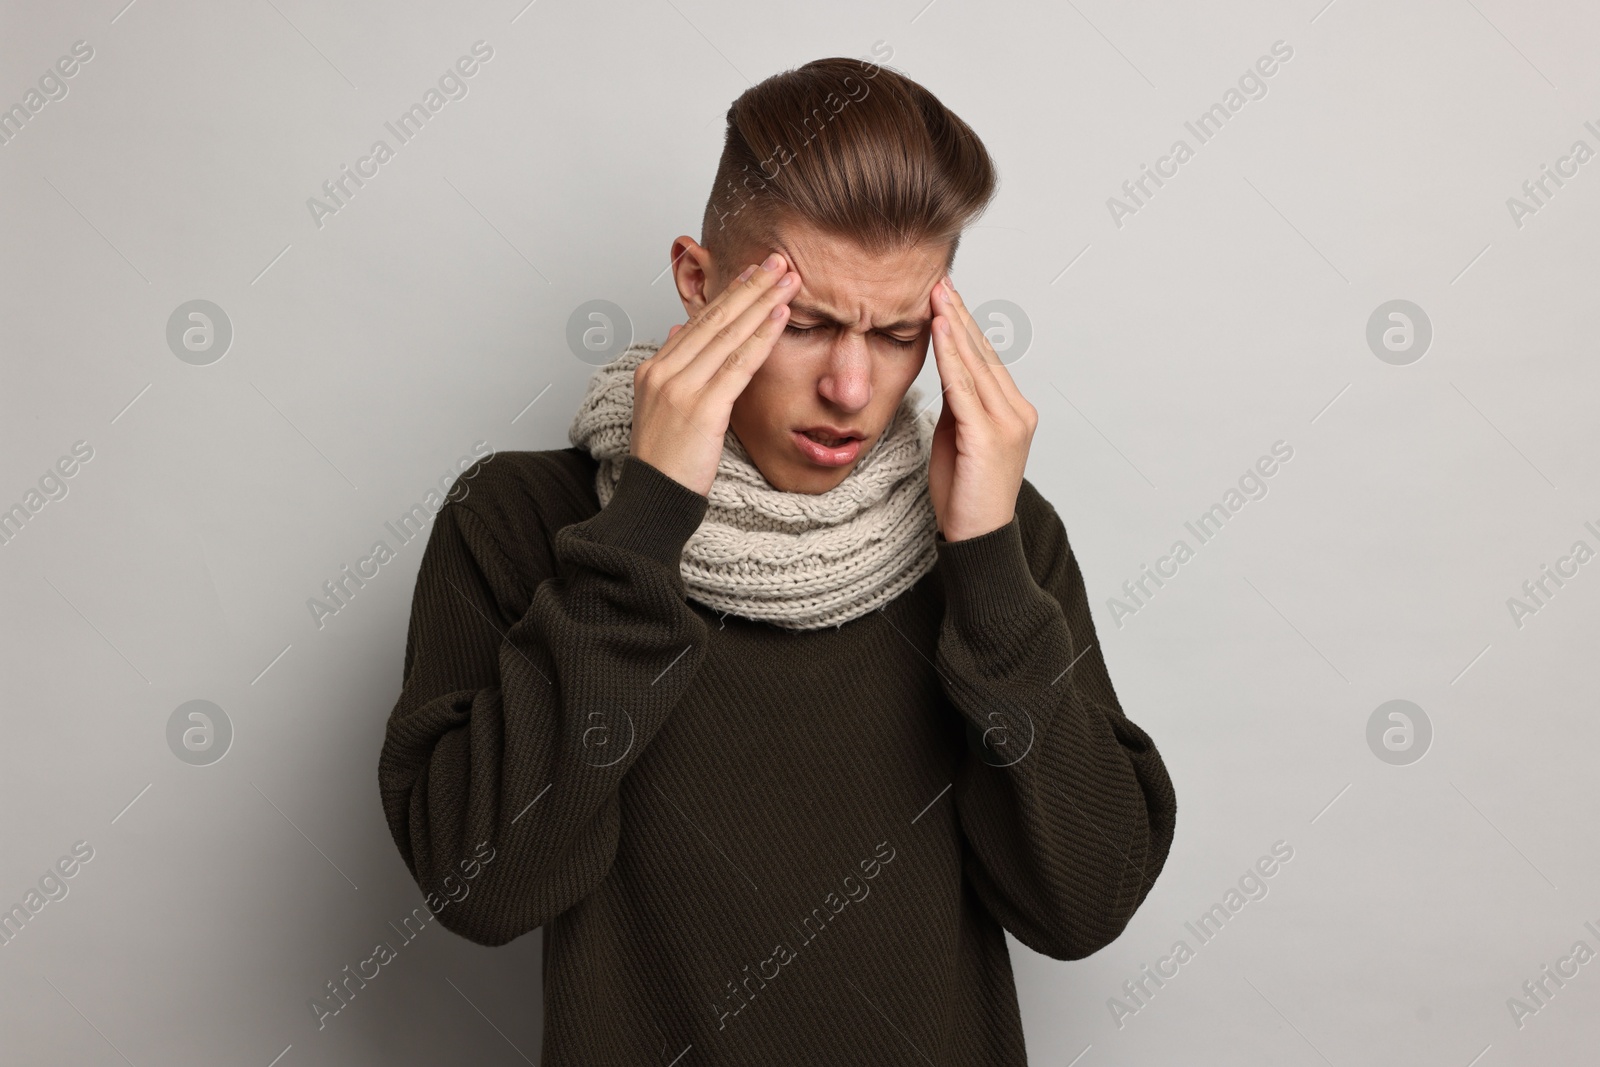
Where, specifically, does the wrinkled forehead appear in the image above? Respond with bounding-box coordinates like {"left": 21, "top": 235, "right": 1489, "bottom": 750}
{"left": 766, "top": 224, "right": 950, "bottom": 329}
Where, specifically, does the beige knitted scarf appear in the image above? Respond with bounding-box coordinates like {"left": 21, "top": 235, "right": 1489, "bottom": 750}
{"left": 567, "top": 342, "right": 939, "bottom": 631}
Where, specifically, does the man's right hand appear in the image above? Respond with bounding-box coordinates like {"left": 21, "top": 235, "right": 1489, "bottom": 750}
{"left": 630, "top": 253, "right": 798, "bottom": 497}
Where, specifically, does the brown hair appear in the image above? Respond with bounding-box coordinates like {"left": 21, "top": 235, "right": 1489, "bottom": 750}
{"left": 701, "top": 56, "right": 997, "bottom": 274}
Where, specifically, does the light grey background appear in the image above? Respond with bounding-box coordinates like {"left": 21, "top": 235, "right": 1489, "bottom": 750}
{"left": 2, "top": 0, "right": 1597, "bottom": 1063}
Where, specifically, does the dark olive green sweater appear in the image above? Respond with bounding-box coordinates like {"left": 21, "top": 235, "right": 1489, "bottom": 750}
{"left": 378, "top": 447, "right": 1176, "bottom": 1065}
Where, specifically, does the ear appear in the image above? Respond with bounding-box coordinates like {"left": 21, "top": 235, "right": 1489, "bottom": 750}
{"left": 669, "top": 236, "right": 718, "bottom": 317}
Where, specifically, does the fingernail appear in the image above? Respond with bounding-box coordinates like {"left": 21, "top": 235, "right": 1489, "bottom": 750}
{"left": 761, "top": 253, "right": 783, "bottom": 272}
{"left": 738, "top": 264, "right": 756, "bottom": 282}
{"left": 777, "top": 272, "right": 794, "bottom": 287}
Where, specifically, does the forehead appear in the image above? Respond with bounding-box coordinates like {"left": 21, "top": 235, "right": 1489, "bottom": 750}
{"left": 764, "top": 220, "right": 949, "bottom": 326}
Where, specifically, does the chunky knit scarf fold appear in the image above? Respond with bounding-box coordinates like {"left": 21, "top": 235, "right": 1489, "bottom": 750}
{"left": 568, "top": 342, "right": 939, "bottom": 631}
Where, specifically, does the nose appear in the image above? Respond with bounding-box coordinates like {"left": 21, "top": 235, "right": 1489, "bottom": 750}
{"left": 816, "top": 334, "right": 873, "bottom": 412}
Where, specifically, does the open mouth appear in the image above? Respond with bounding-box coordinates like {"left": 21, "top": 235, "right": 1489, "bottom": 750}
{"left": 801, "top": 430, "right": 857, "bottom": 447}
{"left": 792, "top": 428, "right": 866, "bottom": 467}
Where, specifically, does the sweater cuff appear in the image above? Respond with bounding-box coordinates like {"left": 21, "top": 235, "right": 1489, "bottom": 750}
{"left": 578, "top": 454, "right": 708, "bottom": 568}
{"left": 935, "top": 516, "right": 1045, "bottom": 628}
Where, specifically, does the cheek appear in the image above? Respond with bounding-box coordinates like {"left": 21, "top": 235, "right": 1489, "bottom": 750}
{"left": 906, "top": 347, "right": 930, "bottom": 380}
{"left": 744, "top": 351, "right": 809, "bottom": 408}
{"left": 729, "top": 380, "right": 781, "bottom": 440}
{"left": 892, "top": 354, "right": 927, "bottom": 400}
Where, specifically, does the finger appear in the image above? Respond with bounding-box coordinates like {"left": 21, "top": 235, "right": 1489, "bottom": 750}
{"left": 702, "top": 301, "right": 790, "bottom": 407}
{"left": 938, "top": 280, "right": 1028, "bottom": 413}
{"left": 674, "top": 269, "right": 799, "bottom": 391}
{"left": 929, "top": 314, "right": 991, "bottom": 428}
{"left": 654, "top": 253, "right": 789, "bottom": 377}
{"left": 924, "top": 283, "right": 977, "bottom": 421}
{"left": 932, "top": 292, "right": 1010, "bottom": 421}
{"left": 655, "top": 318, "right": 690, "bottom": 361}
{"left": 939, "top": 279, "right": 999, "bottom": 368}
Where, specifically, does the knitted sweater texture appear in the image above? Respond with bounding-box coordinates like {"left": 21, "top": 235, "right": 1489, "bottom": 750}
{"left": 378, "top": 447, "right": 1178, "bottom": 1065}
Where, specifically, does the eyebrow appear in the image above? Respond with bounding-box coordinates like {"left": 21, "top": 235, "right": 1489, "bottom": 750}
{"left": 786, "top": 301, "right": 932, "bottom": 334}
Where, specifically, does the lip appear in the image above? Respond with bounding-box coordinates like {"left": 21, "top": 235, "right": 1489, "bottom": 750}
{"left": 792, "top": 429, "right": 863, "bottom": 467}
{"left": 797, "top": 424, "right": 867, "bottom": 440}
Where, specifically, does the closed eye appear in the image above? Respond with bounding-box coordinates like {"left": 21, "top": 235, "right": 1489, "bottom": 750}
{"left": 785, "top": 323, "right": 920, "bottom": 349}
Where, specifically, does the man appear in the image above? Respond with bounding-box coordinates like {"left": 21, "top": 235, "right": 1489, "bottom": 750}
{"left": 379, "top": 56, "right": 1176, "bottom": 1065}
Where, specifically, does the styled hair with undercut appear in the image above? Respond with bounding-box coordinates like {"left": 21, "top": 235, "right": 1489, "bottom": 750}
{"left": 700, "top": 55, "right": 997, "bottom": 274}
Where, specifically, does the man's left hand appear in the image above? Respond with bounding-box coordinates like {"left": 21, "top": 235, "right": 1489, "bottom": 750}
{"left": 926, "top": 277, "right": 1038, "bottom": 543}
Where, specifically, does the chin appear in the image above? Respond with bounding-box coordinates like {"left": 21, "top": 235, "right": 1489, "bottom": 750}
{"left": 756, "top": 453, "right": 854, "bottom": 495}
{"left": 795, "top": 468, "right": 853, "bottom": 494}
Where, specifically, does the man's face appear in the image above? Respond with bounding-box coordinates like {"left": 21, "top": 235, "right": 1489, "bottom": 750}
{"left": 672, "top": 220, "right": 950, "bottom": 494}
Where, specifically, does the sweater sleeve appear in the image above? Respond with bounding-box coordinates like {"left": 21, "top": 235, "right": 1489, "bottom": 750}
{"left": 378, "top": 454, "right": 710, "bottom": 947}
{"left": 932, "top": 480, "right": 1177, "bottom": 961}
